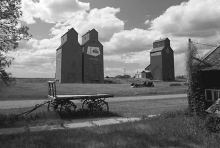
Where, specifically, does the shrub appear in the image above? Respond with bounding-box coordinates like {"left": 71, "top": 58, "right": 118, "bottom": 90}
{"left": 204, "top": 114, "right": 220, "bottom": 133}
{"left": 104, "top": 79, "right": 117, "bottom": 84}
{"left": 161, "top": 109, "right": 194, "bottom": 119}
{"left": 186, "top": 40, "right": 205, "bottom": 114}
{"left": 170, "top": 83, "right": 182, "bottom": 87}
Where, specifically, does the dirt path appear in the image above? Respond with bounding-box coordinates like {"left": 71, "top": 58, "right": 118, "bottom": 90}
{"left": 0, "top": 94, "right": 186, "bottom": 109}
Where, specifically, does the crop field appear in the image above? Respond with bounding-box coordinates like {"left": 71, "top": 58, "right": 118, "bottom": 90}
{"left": 0, "top": 78, "right": 187, "bottom": 101}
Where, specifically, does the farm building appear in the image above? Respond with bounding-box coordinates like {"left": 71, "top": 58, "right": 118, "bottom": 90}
{"left": 148, "top": 38, "right": 175, "bottom": 81}
{"left": 134, "top": 71, "right": 141, "bottom": 78}
{"left": 134, "top": 70, "right": 152, "bottom": 79}
{"left": 56, "top": 28, "right": 82, "bottom": 83}
{"left": 82, "top": 29, "right": 104, "bottom": 83}
{"left": 55, "top": 28, "right": 104, "bottom": 83}
{"left": 197, "top": 45, "right": 220, "bottom": 108}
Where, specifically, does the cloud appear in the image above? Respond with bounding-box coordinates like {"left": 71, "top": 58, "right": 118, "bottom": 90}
{"left": 150, "top": 0, "right": 220, "bottom": 38}
{"left": 104, "top": 28, "right": 161, "bottom": 54}
{"left": 50, "top": 7, "right": 124, "bottom": 43}
{"left": 104, "top": 50, "right": 151, "bottom": 76}
{"left": 105, "top": 50, "right": 150, "bottom": 66}
{"left": 20, "top": 0, "right": 90, "bottom": 24}
{"left": 174, "top": 53, "right": 186, "bottom": 76}
{"left": 144, "top": 20, "right": 150, "bottom": 25}
{"left": 7, "top": 37, "right": 58, "bottom": 78}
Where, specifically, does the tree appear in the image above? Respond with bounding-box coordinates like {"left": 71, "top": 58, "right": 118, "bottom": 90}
{"left": 186, "top": 39, "right": 205, "bottom": 115}
{"left": 0, "top": 0, "right": 31, "bottom": 85}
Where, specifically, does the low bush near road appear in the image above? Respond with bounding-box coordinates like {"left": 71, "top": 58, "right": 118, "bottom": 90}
{"left": 170, "top": 83, "right": 182, "bottom": 86}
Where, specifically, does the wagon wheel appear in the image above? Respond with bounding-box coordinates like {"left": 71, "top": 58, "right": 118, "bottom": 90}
{"left": 92, "top": 100, "right": 109, "bottom": 116}
{"left": 47, "top": 101, "right": 62, "bottom": 111}
{"left": 60, "top": 101, "right": 77, "bottom": 113}
{"left": 82, "top": 99, "right": 93, "bottom": 111}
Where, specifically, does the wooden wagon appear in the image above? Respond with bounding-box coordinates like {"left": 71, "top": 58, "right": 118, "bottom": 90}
{"left": 47, "top": 81, "right": 113, "bottom": 116}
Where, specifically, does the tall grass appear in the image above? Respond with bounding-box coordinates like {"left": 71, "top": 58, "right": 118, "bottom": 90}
{"left": 0, "top": 109, "right": 121, "bottom": 129}
{"left": 1, "top": 110, "right": 220, "bottom": 148}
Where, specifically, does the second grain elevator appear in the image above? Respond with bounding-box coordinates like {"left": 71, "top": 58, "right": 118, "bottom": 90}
{"left": 81, "top": 29, "right": 104, "bottom": 83}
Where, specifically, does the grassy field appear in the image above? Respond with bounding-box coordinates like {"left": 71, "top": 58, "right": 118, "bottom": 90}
{"left": 0, "top": 97, "right": 187, "bottom": 128}
{"left": 1, "top": 110, "right": 220, "bottom": 148}
{"left": 0, "top": 78, "right": 187, "bottom": 101}
{"left": 0, "top": 77, "right": 200, "bottom": 147}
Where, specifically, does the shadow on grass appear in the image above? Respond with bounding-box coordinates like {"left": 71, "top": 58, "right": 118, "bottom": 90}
{"left": 0, "top": 109, "right": 121, "bottom": 129}
{"left": 57, "top": 109, "right": 121, "bottom": 120}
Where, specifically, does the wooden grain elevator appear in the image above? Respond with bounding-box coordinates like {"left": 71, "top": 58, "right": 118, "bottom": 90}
{"left": 150, "top": 38, "right": 175, "bottom": 81}
{"left": 56, "top": 28, "right": 82, "bottom": 83}
{"left": 55, "top": 28, "right": 104, "bottom": 83}
{"left": 81, "top": 29, "right": 104, "bottom": 83}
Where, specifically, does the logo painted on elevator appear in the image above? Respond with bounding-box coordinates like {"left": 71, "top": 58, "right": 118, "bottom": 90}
{"left": 87, "top": 46, "right": 100, "bottom": 56}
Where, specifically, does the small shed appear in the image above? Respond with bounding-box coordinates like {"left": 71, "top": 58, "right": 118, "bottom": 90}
{"left": 141, "top": 70, "right": 152, "bottom": 79}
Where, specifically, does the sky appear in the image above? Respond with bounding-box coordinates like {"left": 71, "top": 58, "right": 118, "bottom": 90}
{"left": 6, "top": 0, "right": 220, "bottom": 78}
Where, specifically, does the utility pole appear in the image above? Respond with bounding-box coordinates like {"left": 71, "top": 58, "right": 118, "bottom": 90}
{"left": 124, "top": 67, "right": 126, "bottom": 75}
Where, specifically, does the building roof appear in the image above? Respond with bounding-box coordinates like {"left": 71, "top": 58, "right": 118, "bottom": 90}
{"left": 150, "top": 46, "right": 165, "bottom": 53}
{"left": 82, "top": 28, "right": 97, "bottom": 37}
{"left": 202, "top": 45, "right": 220, "bottom": 61}
{"left": 61, "top": 28, "right": 77, "bottom": 38}
{"left": 56, "top": 44, "right": 62, "bottom": 51}
{"left": 153, "top": 38, "right": 169, "bottom": 43}
{"left": 57, "top": 28, "right": 78, "bottom": 51}
{"left": 145, "top": 64, "right": 151, "bottom": 70}
{"left": 199, "top": 45, "right": 220, "bottom": 71}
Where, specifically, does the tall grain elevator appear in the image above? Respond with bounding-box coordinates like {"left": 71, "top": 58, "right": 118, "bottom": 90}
{"left": 81, "top": 29, "right": 104, "bottom": 83}
{"left": 56, "top": 28, "right": 82, "bottom": 83}
{"left": 150, "top": 38, "right": 175, "bottom": 81}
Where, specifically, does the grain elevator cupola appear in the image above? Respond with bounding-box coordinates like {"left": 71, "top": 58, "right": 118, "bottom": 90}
{"left": 149, "top": 38, "right": 175, "bottom": 81}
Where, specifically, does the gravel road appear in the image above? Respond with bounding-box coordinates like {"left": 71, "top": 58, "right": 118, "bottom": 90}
{"left": 0, "top": 94, "right": 187, "bottom": 109}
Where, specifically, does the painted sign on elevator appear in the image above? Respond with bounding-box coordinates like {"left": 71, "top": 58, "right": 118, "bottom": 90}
{"left": 87, "top": 46, "right": 100, "bottom": 57}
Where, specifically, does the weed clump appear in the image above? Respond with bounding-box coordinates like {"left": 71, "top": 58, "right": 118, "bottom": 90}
{"left": 170, "top": 83, "right": 182, "bottom": 87}
{"left": 204, "top": 114, "right": 220, "bottom": 133}
{"left": 161, "top": 109, "right": 194, "bottom": 118}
